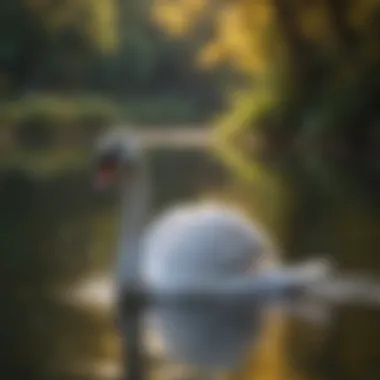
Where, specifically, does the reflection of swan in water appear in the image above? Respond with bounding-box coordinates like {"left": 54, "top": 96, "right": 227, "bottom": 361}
{"left": 92, "top": 128, "right": 331, "bottom": 380}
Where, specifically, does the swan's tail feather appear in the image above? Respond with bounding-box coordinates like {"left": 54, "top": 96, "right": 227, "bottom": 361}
{"left": 220, "top": 256, "right": 333, "bottom": 302}
{"left": 271, "top": 257, "right": 333, "bottom": 293}
{"left": 258, "top": 256, "right": 333, "bottom": 299}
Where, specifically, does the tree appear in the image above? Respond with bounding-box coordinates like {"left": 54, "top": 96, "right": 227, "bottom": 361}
{"left": 153, "top": 2, "right": 380, "bottom": 379}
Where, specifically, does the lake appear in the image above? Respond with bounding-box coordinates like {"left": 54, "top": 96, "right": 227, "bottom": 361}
{"left": 0, "top": 131, "right": 379, "bottom": 380}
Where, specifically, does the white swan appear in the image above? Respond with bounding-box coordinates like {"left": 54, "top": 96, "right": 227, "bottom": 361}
{"left": 93, "top": 128, "right": 331, "bottom": 380}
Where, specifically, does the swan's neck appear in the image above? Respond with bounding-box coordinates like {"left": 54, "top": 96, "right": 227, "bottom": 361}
{"left": 116, "top": 163, "right": 150, "bottom": 290}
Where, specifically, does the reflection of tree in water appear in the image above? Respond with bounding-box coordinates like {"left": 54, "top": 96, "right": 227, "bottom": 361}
{"left": 224, "top": 147, "right": 380, "bottom": 380}
{"left": 270, "top": 160, "right": 380, "bottom": 380}
{"left": 0, "top": 167, "right": 115, "bottom": 380}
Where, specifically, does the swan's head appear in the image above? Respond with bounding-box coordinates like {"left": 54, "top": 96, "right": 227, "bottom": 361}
{"left": 93, "top": 128, "right": 144, "bottom": 190}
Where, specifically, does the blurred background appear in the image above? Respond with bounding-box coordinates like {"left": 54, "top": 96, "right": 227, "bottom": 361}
{"left": 0, "top": 1, "right": 379, "bottom": 380}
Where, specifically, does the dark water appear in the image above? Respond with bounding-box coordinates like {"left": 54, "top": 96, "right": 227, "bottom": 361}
{"left": 0, "top": 147, "right": 220, "bottom": 380}
{"left": 0, "top": 145, "right": 379, "bottom": 380}
{"left": 235, "top": 155, "right": 380, "bottom": 380}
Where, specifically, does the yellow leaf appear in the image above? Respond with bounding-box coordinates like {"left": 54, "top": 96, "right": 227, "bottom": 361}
{"left": 197, "top": 41, "right": 225, "bottom": 68}
{"left": 87, "top": 0, "right": 118, "bottom": 52}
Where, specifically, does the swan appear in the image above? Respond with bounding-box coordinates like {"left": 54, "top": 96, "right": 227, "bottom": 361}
{"left": 93, "top": 128, "right": 331, "bottom": 380}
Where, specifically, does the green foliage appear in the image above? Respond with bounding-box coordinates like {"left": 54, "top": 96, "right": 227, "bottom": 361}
{"left": 0, "top": 94, "right": 119, "bottom": 125}
{"left": 0, "top": 95, "right": 117, "bottom": 176}
{"left": 0, "top": 0, "right": 225, "bottom": 125}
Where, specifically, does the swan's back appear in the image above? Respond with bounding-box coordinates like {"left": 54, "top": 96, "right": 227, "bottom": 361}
{"left": 140, "top": 203, "right": 274, "bottom": 291}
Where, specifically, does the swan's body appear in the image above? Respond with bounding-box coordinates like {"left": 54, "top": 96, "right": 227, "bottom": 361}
{"left": 93, "top": 129, "right": 330, "bottom": 379}
{"left": 139, "top": 202, "right": 268, "bottom": 370}
{"left": 141, "top": 202, "right": 270, "bottom": 291}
